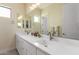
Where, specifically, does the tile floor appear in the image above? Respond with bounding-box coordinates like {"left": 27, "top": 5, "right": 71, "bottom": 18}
{"left": 0, "top": 49, "right": 19, "bottom": 55}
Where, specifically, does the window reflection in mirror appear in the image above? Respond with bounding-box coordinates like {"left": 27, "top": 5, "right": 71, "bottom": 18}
{"left": 34, "top": 16, "right": 39, "bottom": 23}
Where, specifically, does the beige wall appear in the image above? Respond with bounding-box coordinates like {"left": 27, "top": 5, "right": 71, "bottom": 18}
{"left": 41, "top": 4, "right": 64, "bottom": 32}
{"left": 0, "top": 3, "right": 26, "bottom": 50}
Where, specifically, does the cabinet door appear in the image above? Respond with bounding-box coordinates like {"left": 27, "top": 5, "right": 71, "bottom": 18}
{"left": 16, "top": 36, "right": 21, "bottom": 53}
{"left": 16, "top": 36, "right": 25, "bottom": 54}
{"left": 23, "top": 40, "right": 37, "bottom": 55}
{"left": 37, "top": 48, "right": 48, "bottom": 55}
{"left": 16, "top": 35, "right": 37, "bottom": 55}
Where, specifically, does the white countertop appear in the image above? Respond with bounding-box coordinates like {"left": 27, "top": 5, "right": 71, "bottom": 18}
{"left": 16, "top": 32, "right": 79, "bottom": 55}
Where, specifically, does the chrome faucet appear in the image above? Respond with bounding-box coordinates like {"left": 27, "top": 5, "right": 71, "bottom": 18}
{"left": 48, "top": 32, "right": 53, "bottom": 40}
{"left": 48, "top": 27, "right": 56, "bottom": 40}
{"left": 24, "top": 29, "right": 29, "bottom": 35}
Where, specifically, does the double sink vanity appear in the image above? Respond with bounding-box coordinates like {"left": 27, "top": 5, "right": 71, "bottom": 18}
{"left": 16, "top": 32, "right": 79, "bottom": 55}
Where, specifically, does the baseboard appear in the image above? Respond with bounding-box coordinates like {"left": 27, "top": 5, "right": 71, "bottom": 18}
{"left": 0, "top": 48, "right": 16, "bottom": 54}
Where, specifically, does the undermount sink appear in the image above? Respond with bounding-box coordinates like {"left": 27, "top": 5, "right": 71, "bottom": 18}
{"left": 36, "top": 36, "right": 79, "bottom": 51}
{"left": 36, "top": 35, "right": 58, "bottom": 47}
{"left": 32, "top": 34, "right": 79, "bottom": 50}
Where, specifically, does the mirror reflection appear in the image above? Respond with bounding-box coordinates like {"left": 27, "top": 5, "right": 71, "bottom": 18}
{"left": 17, "top": 3, "right": 79, "bottom": 40}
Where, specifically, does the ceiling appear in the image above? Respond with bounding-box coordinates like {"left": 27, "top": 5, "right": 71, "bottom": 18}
{"left": 38, "top": 3, "right": 52, "bottom": 9}
{"left": 26, "top": 3, "right": 52, "bottom": 9}
{"left": 25, "top": 3, "right": 52, "bottom": 14}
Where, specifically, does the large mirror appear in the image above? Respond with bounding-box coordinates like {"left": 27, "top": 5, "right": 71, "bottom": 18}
{"left": 25, "top": 3, "right": 79, "bottom": 40}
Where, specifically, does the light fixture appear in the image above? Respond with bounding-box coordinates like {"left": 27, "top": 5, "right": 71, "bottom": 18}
{"left": 17, "top": 22, "right": 22, "bottom": 27}
{"left": 36, "top": 3, "right": 40, "bottom": 6}
{"left": 29, "top": 6, "right": 34, "bottom": 10}
{"left": 29, "top": 3, "right": 40, "bottom": 10}
{"left": 32, "top": 4, "right": 37, "bottom": 8}
{"left": 18, "top": 15, "right": 23, "bottom": 20}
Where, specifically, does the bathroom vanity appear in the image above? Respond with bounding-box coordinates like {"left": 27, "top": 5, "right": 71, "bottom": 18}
{"left": 16, "top": 32, "right": 49, "bottom": 55}
{"left": 16, "top": 32, "right": 79, "bottom": 55}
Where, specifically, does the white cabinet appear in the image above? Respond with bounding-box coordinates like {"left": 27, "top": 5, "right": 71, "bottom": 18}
{"left": 16, "top": 35, "right": 49, "bottom": 55}
{"left": 16, "top": 35, "right": 36, "bottom": 55}
{"left": 37, "top": 48, "right": 48, "bottom": 55}
{"left": 16, "top": 35, "right": 27, "bottom": 55}
{"left": 22, "top": 40, "right": 36, "bottom": 55}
